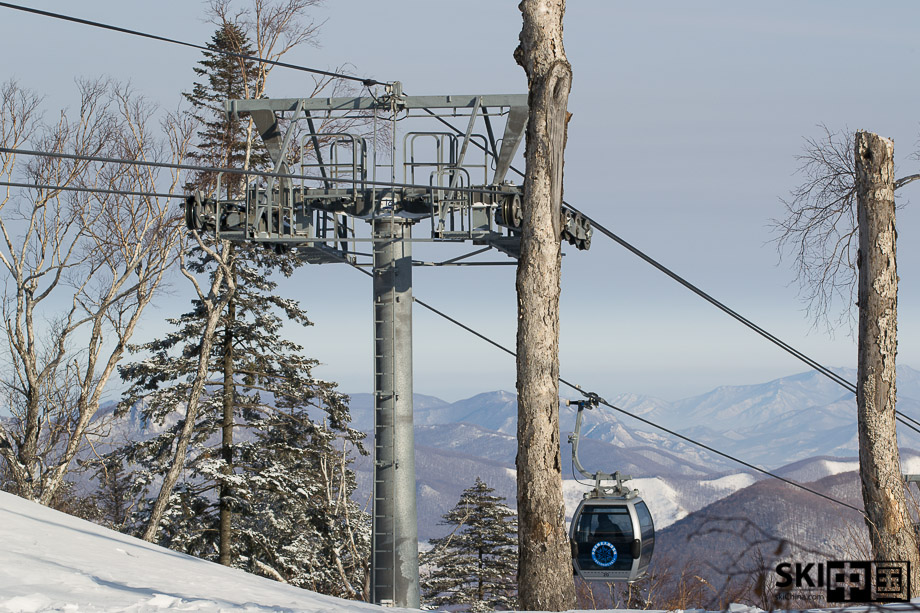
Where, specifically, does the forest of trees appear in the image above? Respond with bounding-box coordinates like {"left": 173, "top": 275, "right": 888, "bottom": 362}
{"left": 0, "top": 2, "right": 523, "bottom": 605}
{"left": 0, "top": 0, "right": 378, "bottom": 603}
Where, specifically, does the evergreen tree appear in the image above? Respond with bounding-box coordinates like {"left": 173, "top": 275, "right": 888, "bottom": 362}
{"left": 113, "top": 248, "right": 369, "bottom": 594}
{"left": 91, "top": 457, "right": 134, "bottom": 530}
{"left": 179, "top": 22, "right": 268, "bottom": 566}
{"left": 182, "top": 22, "right": 267, "bottom": 196}
{"left": 233, "top": 408, "right": 370, "bottom": 596}
{"left": 108, "top": 22, "right": 371, "bottom": 598}
{"left": 421, "top": 478, "right": 518, "bottom": 611}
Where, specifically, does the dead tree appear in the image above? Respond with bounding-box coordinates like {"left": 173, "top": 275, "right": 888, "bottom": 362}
{"left": 854, "top": 131, "right": 919, "bottom": 595}
{"left": 513, "top": 0, "right": 577, "bottom": 609}
{"left": 777, "top": 129, "right": 920, "bottom": 596}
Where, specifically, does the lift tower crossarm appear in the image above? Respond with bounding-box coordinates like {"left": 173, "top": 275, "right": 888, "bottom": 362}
{"left": 226, "top": 94, "right": 528, "bottom": 114}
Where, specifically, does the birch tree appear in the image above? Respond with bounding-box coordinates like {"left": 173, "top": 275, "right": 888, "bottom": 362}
{"left": 0, "top": 79, "right": 192, "bottom": 505}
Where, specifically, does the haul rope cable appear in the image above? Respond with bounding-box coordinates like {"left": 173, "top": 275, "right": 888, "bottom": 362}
{"left": 0, "top": 4, "right": 902, "bottom": 514}
{"left": 0, "top": 2, "right": 383, "bottom": 87}
{"left": 0, "top": 178, "right": 879, "bottom": 515}
{"left": 0, "top": 1, "right": 903, "bottom": 408}
{"left": 0, "top": 147, "right": 514, "bottom": 197}
{"left": 410, "top": 296, "right": 867, "bottom": 516}
{"left": 6, "top": 145, "right": 920, "bottom": 436}
{"left": 334, "top": 252, "right": 866, "bottom": 514}
{"left": 421, "top": 109, "right": 920, "bottom": 435}
{"left": 8, "top": 0, "right": 876, "bottom": 405}
{"left": 0, "top": 181, "right": 182, "bottom": 200}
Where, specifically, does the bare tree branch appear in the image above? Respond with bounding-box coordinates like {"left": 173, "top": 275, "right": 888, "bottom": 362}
{"left": 773, "top": 125, "right": 858, "bottom": 332}
{"left": 0, "top": 80, "right": 193, "bottom": 504}
{"left": 774, "top": 125, "right": 920, "bottom": 333}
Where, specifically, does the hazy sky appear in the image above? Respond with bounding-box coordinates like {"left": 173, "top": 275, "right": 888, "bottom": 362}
{"left": 2, "top": 1, "right": 919, "bottom": 402}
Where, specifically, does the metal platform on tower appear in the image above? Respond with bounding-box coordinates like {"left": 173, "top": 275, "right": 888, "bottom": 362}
{"left": 183, "top": 82, "right": 592, "bottom": 608}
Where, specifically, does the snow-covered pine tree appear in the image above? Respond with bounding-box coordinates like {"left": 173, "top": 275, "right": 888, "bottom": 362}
{"left": 234, "top": 409, "right": 371, "bottom": 597}
{"left": 107, "top": 20, "right": 371, "bottom": 598}
{"left": 91, "top": 456, "right": 134, "bottom": 530}
{"left": 421, "top": 478, "right": 518, "bottom": 611}
{"left": 113, "top": 245, "right": 370, "bottom": 595}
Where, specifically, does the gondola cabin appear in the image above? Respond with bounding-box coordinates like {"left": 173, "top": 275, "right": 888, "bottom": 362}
{"left": 570, "top": 496, "right": 655, "bottom": 582}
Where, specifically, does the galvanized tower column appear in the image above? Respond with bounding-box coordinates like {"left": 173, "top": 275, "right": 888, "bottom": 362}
{"left": 371, "top": 216, "right": 420, "bottom": 608}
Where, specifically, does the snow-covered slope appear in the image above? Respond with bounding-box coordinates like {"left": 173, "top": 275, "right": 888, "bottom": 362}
{"left": 1, "top": 490, "right": 690, "bottom": 613}
{"left": 0, "top": 490, "right": 383, "bottom": 613}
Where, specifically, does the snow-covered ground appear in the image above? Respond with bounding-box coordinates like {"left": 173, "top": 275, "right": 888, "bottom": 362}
{"left": 1, "top": 489, "right": 682, "bottom": 613}
{"left": 0, "top": 490, "right": 384, "bottom": 612}
{"left": 4, "top": 489, "right": 918, "bottom": 613}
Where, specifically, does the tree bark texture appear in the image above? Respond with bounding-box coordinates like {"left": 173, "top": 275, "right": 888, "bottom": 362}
{"left": 219, "top": 289, "right": 236, "bottom": 566}
{"left": 514, "top": 0, "right": 576, "bottom": 610}
{"left": 142, "top": 251, "right": 235, "bottom": 543}
{"left": 855, "top": 131, "right": 920, "bottom": 596}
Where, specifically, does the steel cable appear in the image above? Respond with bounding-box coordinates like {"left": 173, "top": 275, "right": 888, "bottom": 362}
{"left": 0, "top": 2, "right": 383, "bottom": 87}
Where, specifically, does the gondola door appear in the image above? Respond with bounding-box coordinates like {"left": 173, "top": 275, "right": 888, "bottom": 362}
{"left": 571, "top": 499, "right": 652, "bottom": 582}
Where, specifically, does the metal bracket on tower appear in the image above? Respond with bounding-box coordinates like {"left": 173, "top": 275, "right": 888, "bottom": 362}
{"left": 567, "top": 396, "right": 638, "bottom": 500}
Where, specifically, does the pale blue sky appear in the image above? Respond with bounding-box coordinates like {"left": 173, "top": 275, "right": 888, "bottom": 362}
{"left": 1, "top": 2, "right": 919, "bottom": 402}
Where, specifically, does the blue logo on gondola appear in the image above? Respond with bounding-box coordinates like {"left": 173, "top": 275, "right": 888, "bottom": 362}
{"left": 591, "top": 541, "right": 617, "bottom": 567}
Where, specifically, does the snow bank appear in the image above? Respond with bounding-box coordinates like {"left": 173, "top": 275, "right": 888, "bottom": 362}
{"left": 6, "top": 489, "right": 908, "bottom": 613}
{"left": 3, "top": 488, "right": 685, "bottom": 613}
{"left": 0, "top": 490, "right": 383, "bottom": 612}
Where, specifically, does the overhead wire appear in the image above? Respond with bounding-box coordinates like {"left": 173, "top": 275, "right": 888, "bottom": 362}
{"left": 0, "top": 181, "right": 181, "bottom": 200}
{"left": 9, "top": 145, "right": 920, "bottom": 446}
{"left": 10, "top": 147, "right": 920, "bottom": 437}
{"left": 418, "top": 109, "right": 920, "bottom": 435}
{"left": 334, "top": 248, "right": 865, "bottom": 514}
{"left": 0, "top": 2, "right": 898, "bottom": 421}
{"left": 0, "top": 5, "right": 896, "bottom": 512}
{"left": 4, "top": 153, "right": 907, "bottom": 515}
{"left": 411, "top": 292, "right": 866, "bottom": 516}
{"left": 0, "top": 2, "right": 382, "bottom": 87}
{"left": 7, "top": 180, "right": 871, "bottom": 514}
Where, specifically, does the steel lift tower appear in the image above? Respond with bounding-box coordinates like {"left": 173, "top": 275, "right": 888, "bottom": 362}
{"left": 185, "top": 83, "right": 592, "bottom": 607}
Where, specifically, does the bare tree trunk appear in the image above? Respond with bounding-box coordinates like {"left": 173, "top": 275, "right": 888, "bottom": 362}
{"left": 219, "top": 281, "right": 236, "bottom": 566}
{"left": 142, "top": 243, "right": 235, "bottom": 542}
{"left": 855, "top": 130, "right": 920, "bottom": 596}
{"left": 513, "top": 0, "right": 576, "bottom": 610}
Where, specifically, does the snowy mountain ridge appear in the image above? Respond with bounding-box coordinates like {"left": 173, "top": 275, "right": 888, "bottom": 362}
{"left": 357, "top": 365, "right": 920, "bottom": 470}
{"left": 64, "top": 367, "right": 920, "bottom": 543}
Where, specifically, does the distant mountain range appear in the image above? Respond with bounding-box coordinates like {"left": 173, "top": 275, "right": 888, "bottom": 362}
{"left": 346, "top": 366, "right": 920, "bottom": 540}
{"left": 350, "top": 365, "right": 920, "bottom": 468}
{"left": 82, "top": 366, "right": 920, "bottom": 545}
